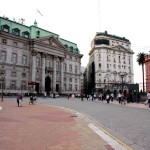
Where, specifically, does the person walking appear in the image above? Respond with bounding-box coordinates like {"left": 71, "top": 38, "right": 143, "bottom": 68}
{"left": 110, "top": 93, "right": 114, "bottom": 102}
{"left": 117, "top": 92, "right": 122, "bottom": 104}
{"left": 43, "top": 92, "right": 47, "bottom": 99}
{"left": 147, "top": 91, "right": 150, "bottom": 108}
{"left": 106, "top": 94, "right": 110, "bottom": 103}
{"left": 16, "top": 93, "right": 22, "bottom": 107}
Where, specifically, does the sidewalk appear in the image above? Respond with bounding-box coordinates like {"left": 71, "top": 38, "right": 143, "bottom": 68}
{"left": 111, "top": 100, "right": 149, "bottom": 109}
{"left": 0, "top": 101, "right": 112, "bottom": 150}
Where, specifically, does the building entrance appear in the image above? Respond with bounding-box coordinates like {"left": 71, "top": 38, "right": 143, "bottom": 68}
{"left": 45, "top": 76, "right": 51, "bottom": 93}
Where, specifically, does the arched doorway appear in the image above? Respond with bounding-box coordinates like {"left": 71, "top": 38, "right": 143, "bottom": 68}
{"left": 45, "top": 76, "right": 51, "bottom": 94}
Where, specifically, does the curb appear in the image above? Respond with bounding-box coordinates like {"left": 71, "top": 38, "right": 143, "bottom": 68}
{"left": 46, "top": 104, "right": 133, "bottom": 150}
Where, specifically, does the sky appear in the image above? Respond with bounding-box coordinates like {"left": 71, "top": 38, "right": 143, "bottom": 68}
{"left": 1, "top": 0, "right": 150, "bottom": 89}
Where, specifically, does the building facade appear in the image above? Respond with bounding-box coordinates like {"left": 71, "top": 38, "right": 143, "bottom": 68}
{"left": 87, "top": 31, "right": 134, "bottom": 94}
{"left": 0, "top": 17, "right": 83, "bottom": 95}
{"left": 145, "top": 55, "right": 150, "bottom": 92}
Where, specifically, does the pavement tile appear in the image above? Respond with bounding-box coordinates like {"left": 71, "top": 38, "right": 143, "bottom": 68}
{"left": 0, "top": 101, "right": 109, "bottom": 150}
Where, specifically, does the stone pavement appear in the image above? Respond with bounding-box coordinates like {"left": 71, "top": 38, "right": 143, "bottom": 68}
{"left": 0, "top": 101, "right": 113, "bottom": 150}
{"left": 110, "top": 100, "right": 149, "bottom": 109}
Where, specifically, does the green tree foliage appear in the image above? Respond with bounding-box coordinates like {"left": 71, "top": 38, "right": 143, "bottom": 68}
{"left": 136, "top": 52, "right": 147, "bottom": 93}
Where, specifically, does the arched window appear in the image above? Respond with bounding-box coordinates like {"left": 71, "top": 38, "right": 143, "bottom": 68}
{"left": 12, "top": 28, "right": 20, "bottom": 36}
{"left": 1, "top": 24, "right": 10, "bottom": 32}
{"left": 11, "top": 53, "right": 17, "bottom": 63}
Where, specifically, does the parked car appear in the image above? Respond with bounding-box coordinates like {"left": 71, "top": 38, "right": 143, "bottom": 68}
{"left": 50, "top": 93, "right": 59, "bottom": 98}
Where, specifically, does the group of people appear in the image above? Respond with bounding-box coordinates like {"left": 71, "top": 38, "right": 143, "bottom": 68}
{"left": 16, "top": 93, "right": 37, "bottom": 107}
{"left": 80, "top": 92, "right": 133, "bottom": 105}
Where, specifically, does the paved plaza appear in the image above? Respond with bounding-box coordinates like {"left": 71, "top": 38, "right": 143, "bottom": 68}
{"left": 0, "top": 97, "right": 149, "bottom": 150}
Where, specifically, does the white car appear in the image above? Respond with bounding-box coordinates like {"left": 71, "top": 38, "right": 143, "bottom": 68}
{"left": 50, "top": 94, "right": 59, "bottom": 98}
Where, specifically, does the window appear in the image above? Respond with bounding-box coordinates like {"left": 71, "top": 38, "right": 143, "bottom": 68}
{"left": 13, "top": 41, "right": 18, "bottom": 47}
{"left": 70, "top": 56, "right": 72, "bottom": 60}
{"left": 46, "top": 60, "right": 51, "bottom": 67}
{"left": 1, "top": 51, "right": 6, "bottom": 61}
{"left": 22, "top": 55, "right": 27, "bottom": 65}
{"left": 64, "top": 77, "right": 66, "bottom": 81}
{"left": 114, "top": 64, "right": 116, "bottom": 68}
{"left": 64, "top": 84, "right": 66, "bottom": 91}
{"left": 95, "top": 39, "right": 109, "bottom": 45}
{"left": 107, "top": 64, "right": 109, "bottom": 69}
{"left": 114, "top": 58, "right": 116, "bottom": 63}
{"left": 56, "top": 62, "right": 59, "bottom": 70}
{"left": 23, "top": 44, "right": 27, "bottom": 49}
{"left": 10, "top": 80, "right": 16, "bottom": 89}
{"left": 11, "top": 53, "right": 17, "bottom": 63}
{"left": 69, "top": 78, "right": 72, "bottom": 82}
{"left": 119, "top": 56, "right": 121, "bottom": 63}
{"left": 64, "top": 63, "right": 67, "bottom": 71}
{"left": 2, "top": 39, "right": 7, "bottom": 44}
{"left": 22, "top": 73, "right": 26, "bottom": 78}
{"left": 69, "top": 65, "right": 72, "bottom": 72}
{"left": 22, "top": 31, "right": 30, "bottom": 38}
{"left": 69, "top": 84, "right": 72, "bottom": 91}
{"left": 99, "top": 54, "right": 101, "bottom": 60}
{"left": 75, "top": 66, "right": 77, "bottom": 73}
{"left": 75, "top": 85, "right": 78, "bottom": 91}
{"left": 107, "top": 55, "right": 109, "bottom": 62}
{"left": 12, "top": 28, "right": 20, "bottom": 36}
{"left": 129, "top": 67, "right": 131, "bottom": 73}
{"left": 75, "top": 78, "right": 77, "bottom": 83}
{"left": 11, "top": 72, "right": 17, "bottom": 77}
{"left": 36, "top": 31, "right": 40, "bottom": 38}
{"left": 129, "top": 57, "right": 130, "bottom": 65}
{"left": 2, "top": 25, "right": 10, "bottom": 32}
{"left": 99, "top": 63, "right": 101, "bottom": 69}
{"left": 21, "top": 81, "right": 26, "bottom": 90}
{"left": 36, "top": 58, "right": 40, "bottom": 66}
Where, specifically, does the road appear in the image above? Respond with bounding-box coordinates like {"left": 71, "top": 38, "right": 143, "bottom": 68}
{"left": 4, "top": 97, "right": 150, "bottom": 150}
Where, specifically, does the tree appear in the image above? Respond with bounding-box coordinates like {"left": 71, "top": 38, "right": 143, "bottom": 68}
{"left": 136, "top": 52, "right": 147, "bottom": 94}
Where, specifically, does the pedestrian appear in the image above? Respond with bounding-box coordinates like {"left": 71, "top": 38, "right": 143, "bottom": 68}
{"left": 110, "top": 93, "right": 114, "bottom": 102}
{"left": 16, "top": 93, "right": 22, "bottom": 107}
{"left": 117, "top": 92, "right": 122, "bottom": 104}
{"left": 106, "top": 94, "right": 110, "bottom": 103}
{"left": 81, "top": 93, "right": 84, "bottom": 101}
{"left": 43, "top": 92, "right": 47, "bottom": 99}
{"left": 147, "top": 91, "right": 150, "bottom": 108}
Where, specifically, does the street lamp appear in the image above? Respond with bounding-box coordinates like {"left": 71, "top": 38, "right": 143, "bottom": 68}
{"left": 120, "top": 72, "right": 127, "bottom": 94}
{"left": 0, "top": 73, "right": 5, "bottom": 102}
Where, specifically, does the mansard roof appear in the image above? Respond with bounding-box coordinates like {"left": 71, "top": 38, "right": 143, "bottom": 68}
{"left": 96, "top": 31, "right": 130, "bottom": 43}
{"left": 0, "top": 16, "right": 80, "bottom": 54}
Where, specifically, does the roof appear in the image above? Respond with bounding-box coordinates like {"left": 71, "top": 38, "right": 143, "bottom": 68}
{"left": 95, "top": 31, "right": 130, "bottom": 42}
{"left": 0, "top": 16, "right": 80, "bottom": 54}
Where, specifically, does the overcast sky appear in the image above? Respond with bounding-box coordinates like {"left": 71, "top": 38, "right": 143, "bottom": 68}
{"left": 1, "top": 0, "right": 150, "bottom": 89}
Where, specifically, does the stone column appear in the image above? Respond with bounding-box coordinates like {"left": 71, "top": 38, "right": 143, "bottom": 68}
{"left": 41, "top": 53, "right": 46, "bottom": 93}
{"left": 52, "top": 56, "right": 57, "bottom": 92}
{"left": 31, "top": 51, "right": 37, "bottom": 81}
{"left": 60, "top": 58, "right": 64, "bottom": 93}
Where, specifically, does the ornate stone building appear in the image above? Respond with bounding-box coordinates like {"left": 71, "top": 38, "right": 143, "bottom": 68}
{"left": 87, "top": 31, "right": 134, "bottom": 94}
{"left": 0, "top": 17, "right": 83, "bottom": 95}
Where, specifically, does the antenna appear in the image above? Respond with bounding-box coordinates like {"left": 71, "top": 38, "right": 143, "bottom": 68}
{"left": 98, "top": 0, "right": 101, "bottom": 32}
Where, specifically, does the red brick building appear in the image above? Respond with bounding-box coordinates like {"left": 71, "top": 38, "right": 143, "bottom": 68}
{"left": 145, "top": 55, "right": 150, "bottom": 92}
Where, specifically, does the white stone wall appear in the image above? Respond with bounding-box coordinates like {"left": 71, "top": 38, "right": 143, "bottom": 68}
{"left": 89, "top": 34, "right": 134, "bottom": 91}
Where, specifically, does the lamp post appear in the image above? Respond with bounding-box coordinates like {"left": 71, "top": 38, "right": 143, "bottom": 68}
{"left": 120, "top": 75, "right": 124, "bottom": 94}
{"left": 120, "top": 72, "right": 127, "bottom": 94}
{"left": 0, "top": 73, "right": 5, "bottom": 102}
